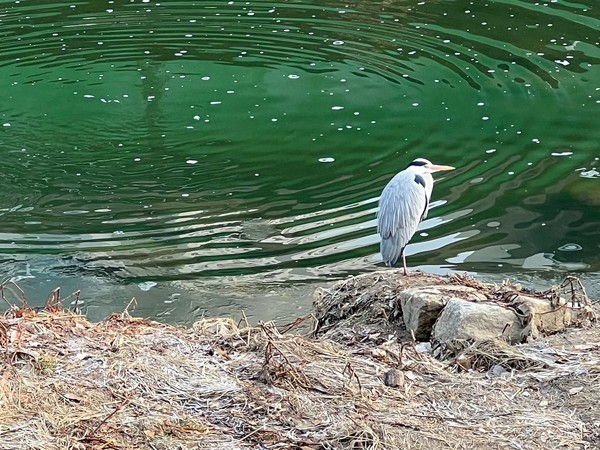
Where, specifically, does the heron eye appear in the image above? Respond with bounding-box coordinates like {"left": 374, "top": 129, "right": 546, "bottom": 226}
{"left": 414, "top": 174, "right": 426, "bottom": 188}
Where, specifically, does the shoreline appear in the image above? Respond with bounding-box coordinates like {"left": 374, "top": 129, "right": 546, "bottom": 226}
{"left": 1, "top": 273, "right": 598, "bottom": 449}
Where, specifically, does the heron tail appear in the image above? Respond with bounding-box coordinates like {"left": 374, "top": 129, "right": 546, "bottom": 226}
{"left": 380, "top": 236, "right": 404, "bottom": 267}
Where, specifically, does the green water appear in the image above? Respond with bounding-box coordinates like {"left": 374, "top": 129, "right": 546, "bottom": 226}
{"left": 1, "top": 0, "right": 599, "bottom": 322}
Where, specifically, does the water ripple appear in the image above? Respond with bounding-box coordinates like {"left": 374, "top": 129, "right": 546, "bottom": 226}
{"left": 1, "top": 0, "right": 599, "bottom": 322}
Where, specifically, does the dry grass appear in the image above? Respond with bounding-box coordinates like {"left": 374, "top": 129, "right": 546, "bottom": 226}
{"left": 1, "top": 274, "right": 599, "bottom": 449}
{"left": 0, "top": 304, "right": 599, "bottom": 449}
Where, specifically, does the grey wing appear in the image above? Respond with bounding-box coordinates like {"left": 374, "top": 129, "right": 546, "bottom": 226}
{"left": 377, "top": 171, "right": 428, "bottom": 266}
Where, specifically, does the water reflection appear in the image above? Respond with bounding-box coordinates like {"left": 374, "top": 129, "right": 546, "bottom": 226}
{"left": 0, "top": 0, "right": 599, "bottom": 323}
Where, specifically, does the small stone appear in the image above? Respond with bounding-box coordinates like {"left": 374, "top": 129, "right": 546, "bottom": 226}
{"left": 414, "top": 342, "right": 431, "bottom": 354}
{"left": 488, "top": 364, "right": 508, "bottom": 377}
{"left": 568, "top": 386, "right": 584, "bottom": 396}
{"left": 383, "top": 369, "right": 405, "bottom": 387}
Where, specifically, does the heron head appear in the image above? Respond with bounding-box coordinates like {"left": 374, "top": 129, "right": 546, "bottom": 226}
{"left": 408, "top": 158, "right": 455, "bottom": 173}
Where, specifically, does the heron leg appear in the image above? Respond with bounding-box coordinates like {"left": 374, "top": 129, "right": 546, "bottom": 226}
{"left": 402, "top": 253, "right": 408, "bottom": 276}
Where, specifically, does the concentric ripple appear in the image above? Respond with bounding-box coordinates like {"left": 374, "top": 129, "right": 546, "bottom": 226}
{"left": 1, "top": 0, "right": 599, "bottom": 322}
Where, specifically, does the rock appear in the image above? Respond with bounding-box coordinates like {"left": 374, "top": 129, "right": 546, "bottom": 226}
{"left": 383, "top": 369, "right": 405, "bottom": 388}
{"left": 400, "top": 286, "right": 487, "bottom": 341}
{"left": 487, "top": 364, "right": 509, "bottom": 377}
{"left": 414, "top": 342, "right": 432, "bottom": 354}
{"left": 431, "top": 298, "right": 525, "bottom": 350}
{"left": 510, "top": 295, "right": 572, "bottom": 338}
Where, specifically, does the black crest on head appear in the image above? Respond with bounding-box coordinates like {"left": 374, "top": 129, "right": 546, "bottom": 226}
{"left": 406, "top": 158, "right": 430, "bottom": 169}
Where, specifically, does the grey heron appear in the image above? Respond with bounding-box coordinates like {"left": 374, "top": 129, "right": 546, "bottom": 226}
{"left": 377, "top": 158, "right": 455, "bottom": 274}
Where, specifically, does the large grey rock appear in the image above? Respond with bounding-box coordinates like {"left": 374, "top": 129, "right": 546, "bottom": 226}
{"left": 432, "top": 298, "right": 525, "bottom": 349}
{"left": 400, "top": 286, "right": 487, "bottom": 341}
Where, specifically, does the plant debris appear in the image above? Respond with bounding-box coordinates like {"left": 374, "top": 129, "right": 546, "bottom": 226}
{"left": 313, "top": 270, "right": 595, "bottom": 345}
{"left": 1, "top": 277, "right": 599, "bottom": 449}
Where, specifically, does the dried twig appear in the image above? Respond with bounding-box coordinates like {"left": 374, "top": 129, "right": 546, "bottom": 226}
{"left": 121, "top": 297, "right": 137, "bottom": 318}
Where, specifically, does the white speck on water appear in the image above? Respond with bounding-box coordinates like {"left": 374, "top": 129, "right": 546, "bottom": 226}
{"left": 181, "top": 193, "right": 189, "bottom": 197}
{"left": 558, "top": 243, "right": 582, "bottom": 252}
{"left": 288, "top": 74, "right": 299, "bottom": 79}
{"left": 210, "top": 101, "right": 221, "bottom": 105}
{"left": 551, "top": 151, "right": 572, "bottom": 156}
{"left": 83, "top": 94, "right": 94, "bottom": 98}
{"left": 138, "top": 281, "right": 157, "bottom": 291}
{"left": 134, "top": 158, "right": 141, "bottom": 162}
{"left": 412, "top": 102, "right": 419, "bottom": 107}
{"left": 147, "top": 95, "right": 155, "bottom": 101}
{"left": 578, "top": 168, "right": 599, "bottom": 178}
{"left": 331, "top": 106, "right": 344, "bottom": 110}
{"left": 485, "top": 148, "right": 496, "bottom": 154}
{"left": 532, "top": 138, "right": 540, "bottom": 143}
{"left": 193, "top": 115, "right": 200, "bottom": 120}
{"left": 477, "top": 102, "right": 485, "bottom": 106}
{"left": 318, "top": 157, "right": 335, "bottom": 163}
{"left": 3, "top": 123, "right": 10, "bottom": 127}
{"left": 565, "top": 41, "right": 579, "bottom": 51}
{"left": 186, "top": 160, "right": 198, "bottom": 165}
{"left": 201, "top": 76, "right": 210, "bottom": 80}
{"left": 332, "top": 40, "right": 344, "bottom": 45}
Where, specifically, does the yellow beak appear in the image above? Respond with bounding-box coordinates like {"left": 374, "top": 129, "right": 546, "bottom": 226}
{"left": 427, "top": 163, "right": 455, "bottom": 172}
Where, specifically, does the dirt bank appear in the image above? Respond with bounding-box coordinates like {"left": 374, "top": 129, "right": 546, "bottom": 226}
{"left": 1, "top": 273, "right": 599, "bottom": 449}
